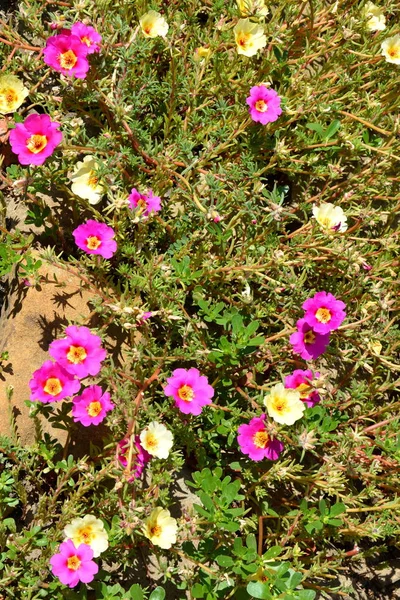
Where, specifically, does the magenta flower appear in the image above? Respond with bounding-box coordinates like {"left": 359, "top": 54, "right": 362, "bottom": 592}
{"left": 284, "top": 369, "right": 320, "bottom": 408}
{"left": 50, "top": 540, "right": 98, "bottom": 588}
{"left": 49, "top": 325, "right": 107, "bottom": 379}
{"left": 71, "top": 385, "right": 114, "bottom": 426}
{"left": 128, "top": 188, "right": 161, "bottom": 216}
{"left": 71, "top": 22, "right": 102, "bottom": 54}
{"left": 9, "top": 114, "right": 62, "bottom": 166}
{"left": 73, "top": 219, "right": 117, "bottom": 259}
{"left": 237, "top": 414, "right": 284, "bottom": 461}
{"left": 138, "top": 311, "right": 153, "bottom": 323}
{"left": 117, "top": 435, "right": 151, "bottom": 480}
{"left": 164, "top": 368, "right": 214, "bottom": 416}
{"left": 302, "top": 291, "right": 346, "bottom": 334}
{"left": 29, "top": 360, "right": 80, "bottom": 403}
{"left": 43, "top": 33, "right": 90, "bottom": 78}
{"left": 289, "top": 318, "right": 330, "bottom": 361}
{"left": 246, "top": 85, "right": 282, "bottom": 125}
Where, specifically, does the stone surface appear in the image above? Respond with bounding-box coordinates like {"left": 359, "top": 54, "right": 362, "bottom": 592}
{"left": 0, "top": 255, "right": 95, "bottom": 445}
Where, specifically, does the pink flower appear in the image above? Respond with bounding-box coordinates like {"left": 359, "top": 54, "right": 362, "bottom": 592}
{"left": 246, "top": 85, "right": 282, "bottom": 125}
{"left": 73, "top": 219, "right": 117, "bottom": 259}
{"left": 128, "top": 188, "right": 161, "bottom": 216}
{"left": 237, "top": 414, "right": 284, "bottom": 461}
{"left": 164, "top": 368, "right": 214, "bottom": 416}
{"left": 289, "top": 318, "right": 330, "bottom": 361}
{"left": 71, "top": 385, "right": 114, "bottom": 426}
{"left": 138, "top": 311, "right": 153, "bottom": 323}
{"left": 117, "top": 435, "right": 151, "bottom": 480}
{"left": 71, "top": 22, "right": 102, "bottom": 54}
{"left": 302, "top": 291, "right": 346, "bottom": 334}
{"left": 284, "top": 369, "right": 320, "bottom": 408}
{"left": 9, "top": 114, "right": 62, "bottom": 166}
{"left": 43, "top": 33, "right": 90, "bottom": 78}
{"left": 29, "top": 360, "right": 80, "bottom": 403}
{"left": 50, "top": 539, "right": 98, "bottom": 588}
{"left": 49, "top": 325, "right": 107, "bottom": 379}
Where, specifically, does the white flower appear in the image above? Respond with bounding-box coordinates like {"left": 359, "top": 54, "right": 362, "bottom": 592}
{"left": 312, "top": 203, "right": 348, "bottom": 233}
{"left": 362, "top": 2, "right": 385, "bottom": 32}
{"left": 139, "top": 10, "right": 169, "bottom": 38}
{"left": 143, "top": 507, "right": 177, "bottom": 549}
{"left": 70, "top": 156, "right": 105, "bottom": 205}
{"left": 140, "top": 421, "right": 173, "bottom": 459}
{"left": 264, "top": 384, "right": 305, "bottom": 426}
{"left": 64, "top": 514, "right": 108, "bottom": 557}
{"left": 233, "top": 19, "right": 267, "bottom": 57}
{"left": 381, "top": 35, "right": 400, "bottom": 65}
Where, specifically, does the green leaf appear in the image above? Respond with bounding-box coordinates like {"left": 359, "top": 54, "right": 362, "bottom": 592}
{"left": 330, "top": 502, "right": 346, "bottom": 516}
{"left": 327, "top": 518, "right": 343, "bottom": 527}
{"left": 216, "top": 554, "right": 234, "bottom": 567}
{"left": 191, "top": 583, "right": 205, "bottom": 598}
{"left": 319, "top": 499, "right": 327, "bottom": 517}
{"left": 246, "top": 581, "right": 272, "bottom": 599}
{"left": 149, "top": 588, "right": 166, "bottom": 600}
{"left": 323, "top": 120, "right": 341, "bottom": 140}
{"left": 264, "top": 545, "right": 283, "bottom": 560}
{"left": 295, "top": 590, "right": 317, "bottom": 600}
{"left": 129, "top": 584, "right": 144, "bottom": 599}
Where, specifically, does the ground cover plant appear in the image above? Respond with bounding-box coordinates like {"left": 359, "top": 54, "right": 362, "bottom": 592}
{"left": 0, "top": 0, "right": 400, "bottom": 598}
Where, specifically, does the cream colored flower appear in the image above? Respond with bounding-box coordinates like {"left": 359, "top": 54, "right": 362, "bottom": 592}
{"left": 64, "top": 514, "right": 108, "bottom": 557}
{"left": 264, "top": 384, "right": 305, "bottom": 425}
{"left": 362, "top": 2, "right": 385, "bottom": 32}
{"left": 143, "top": 507, "right": 177, "bottom": 549}
{"left": 312, "top": 203, "right": 347, "bottom": 233}
{"left": 0, "top": 75, "right": 29, "bottom": 114}
{"left": 233, "top": 19, "right": 267, "bottom": 57}
{"left": 194, "top": 46, "right": 212, "bottom": 62}
{"left": 70, "top": 156, "right": 105, "bottom": 205}
{"left": 140, "top": 421, "right": 173, "bottom": 459}
{"left": 236, "top": 0, "right": 268, "bottom": 17}
{"left": 139, "top": 10, "right": 169, "bottom": 38}
{"left": 381, "top": 35, "right": 400, "bottom": 64}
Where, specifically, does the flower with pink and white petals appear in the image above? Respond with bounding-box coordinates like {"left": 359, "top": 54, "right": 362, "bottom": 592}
{"left": 284, "top": 369, "right": 320, "bottom": 408}
{"left": 237, "top": 414, "right": 284, "bottom": 461}
{"left": 29, "top": 360, "right": 80, "bottom": 403}
{"left": 128, "top": 188, "right": 162, "bottom": 216}
{"left": 43, "top": 33, "right": 90, "bottom": 78}
{"left": 50, "top": 540, "right": 98, "bottom": 588}
{"left": 117, "top": 435, "right": 152, "bottom": 480}
{"left": 289, "top": 318, "right": 330, "bottom": 361}
{"left": 73, "top": 219, "right": 117, "bottom": 259}
{"left": 71, "top": 22, "right": 102, "bottom": 54}
{"left": 246, "top": 85, "right": 282, "bottom": 125}
{"left": 71, "top": 385, "right": 114, "bottom": 426}
{"left": 9, "top": 113, "right": 62, "bottom": 166}
{"left": 164, "top": 368, "right": 214, "bottom": 416}
{"left": 302, "top": 291, "right": 346, "bottom": 334}
{"left": 49, "top": 325, "right": 107, "bottom": 378}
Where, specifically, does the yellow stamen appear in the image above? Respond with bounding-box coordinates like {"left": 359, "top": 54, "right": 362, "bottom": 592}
{"left": 5, "top": 90, "right": 17, "bottom": 105}
{"left": 253, "top": 430, "right": 269, "bottom": 448}
{"left": 315, "top": 307, "right": 332, "bottom": 323}
{"left": 67, "top": 556, "right": 81, "bottom": 571}
{"left": 304, "top": 330, "right": 316, "bottom": 344}
{"left": 255, "top": 99, "right": 268, "bottom": 112}
{"left": 272, "top": 399, "right": 287, "bottom": 414}
{"left": 88, "top": 173, "right": 98, "bottom": 188}
{"left": 87, "top": 401, "right": 102, "bottom": 417}
{"left": 150, "top": 525, "right": 161, "bottom": 536}
{"left": 26, "top": 134, "right": 47, "bottom": 154}
{"left": 59, "top": 50, "right": 78, "bottom": 70}
{"left": 86, "top": 235, "right": 101, "bottom": 250}
{"left": 145, "top": 433, "right": 157, "bottom": 448}
{"left": 81, "top": 36, "right": 91, "bottom": 46}
{"left": 66, "top": 345, "right": 87, "bottom": 364}
{"left": 43, "top": 377, "right": 62, "bottom": 396}
{"left": 177, "top": 384, "right": 194, "bottom": 402}
{"left": 296, "top": 382, "right": 312, "bottom": 399}
{"left": 76, "top": 526, "right": 94, "bottom": 544}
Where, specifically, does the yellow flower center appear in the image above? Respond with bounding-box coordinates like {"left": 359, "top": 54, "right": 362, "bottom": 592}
{"left": 66, "top": 345, "right": 87, "bottom": 364}
{"left": 86, "top": 235, "right": 102, "bottom": 250}
{"left": 388, "top": 46, "right": 400, "bottom": 59}
{"left": 76, "top": 525, "right": 94, "bottom": 544}
{"left": 255, "top": 100, "right": 268, "bottom": 112}
{"left": 315, "top": 307, "right": 332, "bottom": 323}
{"left": 137, "top": 198, "right": 147, "bottom": 209}
{"left": 81, "top": 36, "right": 91, "bottom": 46}
{"left": 304, "top": 330, "right": 316, "bottom": 344}
{"left": 26, "top": 134, "right": 47, "bottom": 154}
{"left": 253, "top": 430, "right": 269, "bottom": 448}
{"left": 43, "top": 377, "right": 62, "bottom": 396}
{"left": 59, "top": 50, "right": 78, "bottom": 70}
{"left": 272, "top": 398, "right": 287, "bottom": 414}
{"left": 296, "top": 382, "right": 312, "bottom": 399}
{"left": 87, "top": 401, "right": 102, "bottom": 417}
{"left": 88, "top": 173, "right": 98, "bottom": 188}
{"left": 237, "top": 34, "right": 249, "bottom": 49}
{"left": 3, "top": 89, "right": 17, "bottom": 107}
{"left": 150, "top": 525, "right": 162, "bottom": 536}
{"left": 144, "top": 432, "right": 157, "bottom": 449}
{"left": 177, "top": 384, "right": 194, "bottom": 402}
{"left": 67, "top": 555, "right": 81, "bottom": 571}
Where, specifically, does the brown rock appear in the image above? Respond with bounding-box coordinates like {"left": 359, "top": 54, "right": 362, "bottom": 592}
{"left": 0, "top": 255, "right": 95, "bottom": 446}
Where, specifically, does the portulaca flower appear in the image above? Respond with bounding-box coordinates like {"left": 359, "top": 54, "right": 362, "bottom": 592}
{"left": 64, "top": 514, "right": 108, "bottom": 558}
{"left": 362, "top": 2, "right": 385, "bottom": 32}
{"left": 312, "top": 202, "right": 347, "bottom": 233}
{"left": 139, "top": 10, "right": 169, "bottom": 38}
{"left": 139, "top": 421, "right": 173, "bottom": 459}
{"left": 381, "top": 35, "right": 400, "bottom": 65}
{"left": 143, "top": 507, "right": 177, "bottom": 549}
{"left": 264, "top": 384, "right": 305, "bottom": 425}
{"left": 70, "top": 156, "right": 105, "bottom": 205}
{"left": 233, "top": 19, "right": 267, "bottom": 57}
